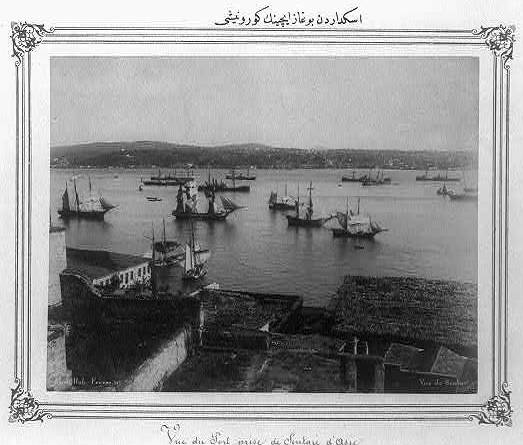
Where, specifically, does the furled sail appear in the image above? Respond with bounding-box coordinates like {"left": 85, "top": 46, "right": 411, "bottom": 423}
{"left": 220, "top": 196, "right": 244, "bottom": 212}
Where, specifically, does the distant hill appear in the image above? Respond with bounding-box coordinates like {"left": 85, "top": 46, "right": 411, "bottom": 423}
{"left": 50, "top": 141, "right": 478, "bottom": 170}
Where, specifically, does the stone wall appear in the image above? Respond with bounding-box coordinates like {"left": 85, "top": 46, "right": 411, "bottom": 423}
{"left": 48, "top": 227, "right": 67, "bottom": 306}
{"left": 47, "top": 325, "right": 72, "bottom": 390}
{"left": 120, "top": 327, "right": 193, "bottom": 391}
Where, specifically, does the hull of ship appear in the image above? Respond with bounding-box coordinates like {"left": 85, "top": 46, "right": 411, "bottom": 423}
{"left": 58, "top": 209, "right": 107, "bottom": 220}
{"left": 286, "top": 215, "right": 325, "bottom": 227}
{"left": 225, "top": 175, "right": 256, "bottom": 181}
{"left": 269, "top": 202, "right": 296, "bottom": 211}
{"left": 332, "top": 228, "right": 381, "bottom": 238}
{"left": 199, "top": 185, "right": 250, "bottom": 193}
{"left": 172, "top": 210, "right": 229, "bottom": 221}
{"left": 341, "top": 177, "right": 364, "bottom": 183}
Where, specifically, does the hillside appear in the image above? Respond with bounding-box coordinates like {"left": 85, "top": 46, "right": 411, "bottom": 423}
{"left": 50, "top": 141, "right": 477, "bottom": 170}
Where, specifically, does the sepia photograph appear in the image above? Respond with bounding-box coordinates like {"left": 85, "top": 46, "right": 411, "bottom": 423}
{"left": 47, "top": 56, "right": 479, "bottom": 394}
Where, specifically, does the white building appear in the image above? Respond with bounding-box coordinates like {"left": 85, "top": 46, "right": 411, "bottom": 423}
{"left": 66, "top": 247, "right": 151, "bottom": 290}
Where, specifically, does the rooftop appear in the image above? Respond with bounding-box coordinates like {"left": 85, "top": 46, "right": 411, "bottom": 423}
{"left": 66, "top": 247, "right": 149, "bottom": 280}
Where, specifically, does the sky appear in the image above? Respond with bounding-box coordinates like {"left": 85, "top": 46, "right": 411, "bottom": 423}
{"left": 51, "top": 57, "right": 479, "bottom": 151}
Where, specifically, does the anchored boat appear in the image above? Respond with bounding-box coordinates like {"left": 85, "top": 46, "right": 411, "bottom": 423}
{"left": 172, "top": 184, "right": 245, "bottom": 221}
{"left": 286, "top": 182, "right": 326, "bottom": 228}
{"left": 58, "top": 176, "right": 116, "bottom": 220}
{"left": 332, "top": 197, "right": 387, "bottom": 238}
{"left": 268, "top": 183, "right": 297, "bottom": 210}
{"left": 182, "top": 223, "right": 210, "bottom": 281}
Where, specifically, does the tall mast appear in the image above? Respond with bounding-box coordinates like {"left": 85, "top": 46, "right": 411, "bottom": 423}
{"left": 285, "top": 182, "right": 288, "bottom": 196}
{"left": 163, "top": 218, "right": 166, "bottom": 246}
{"left": 345, "top": 197, "right": 349, "bottom": 230}
{"left": 88, "top": 175, "right": 92, "bottom": 194}
{"left": 308, "top": 181, "right": 313, "bottom": 212}
{"left": 357, "top": 197, "right": 360, "bottom": 215}
{"left": 296, "top": 183, "right": 300, "bottom": 218}
{"left": 73, "top": 178, "right": 80, "bottom": 213}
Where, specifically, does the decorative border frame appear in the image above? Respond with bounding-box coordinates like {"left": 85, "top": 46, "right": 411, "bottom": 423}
{"left": 9, "top": 22, "right": 514, "bottom": 424}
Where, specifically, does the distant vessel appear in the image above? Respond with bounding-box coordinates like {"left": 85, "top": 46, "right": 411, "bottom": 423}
{"left": 226, "top": 167, "right": 256, "bottom": 181}
{"left": 332, "top": 197, "right": 387, "bottom": 238}
{"left": 341, "top": 169, "right": 368, "bottom": 183}
{"left": 138, "top": 176, "right": 144, "bottom": 191}
{"left": 286, "top": 182, "right": 326, "bottom": 228}
{"left": 172, "top": 184, "right": 244, "bottom": 221}
{"left": 416, "top": 169, "right": 460, "bottom": 182}
{"left": 182, "top": 223, "right": 210, "bottom": 281}
{"left": 268, "top": 183, "right": 296, "bottom": 210}
{"left": 198, "top": 167, "right": 250, "bottom": 194}
{"left": 146, "top": 196, "right": 162, "bottom": 202}
{"left": 152, "top": 219, "right": 184, "bottom": 267}
{"left": 447, "top": 170, "right": 478, "bottom": 201}
{"left": 361, "top": 169, "right": 391, "bottom": 187}
{"left": 143, "top": 169, "right": 195, "bottom": 186}
{"left": 58, "top": 176, "right": 116, "bottom": 220}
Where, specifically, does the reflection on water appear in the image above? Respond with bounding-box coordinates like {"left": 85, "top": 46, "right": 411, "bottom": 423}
{"left": 50, "top": 168, "right": 478, "bottom": 306}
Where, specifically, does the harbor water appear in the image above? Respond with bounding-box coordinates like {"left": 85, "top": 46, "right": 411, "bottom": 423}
{"left": 50, "top": 168, "right": 478, "bottom": 306}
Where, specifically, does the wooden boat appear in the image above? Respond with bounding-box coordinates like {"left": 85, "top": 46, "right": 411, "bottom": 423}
{"left": 341, "top": 169, "right": 368, "bottom": 183}
{"left": 152, "top": 219, "right": 184, "bottom": 267}
{"left": 58, "top": 176, "right": 116, "bottom": 220}
{"left": 332, "top": 197, "right": 388, "bottom": 238}
{"left": 268, "top": 183, "right": 297, "bottom": 210}
{"left": 286, "top": 182, "right": 326, "bottom": 227}
{"left": 226, "top": 167, "right": 256, "bottom": 181}
{"left": 182, "top": 223, "right": 210, "bottom": 281}
{"left": 172, "top": 185, "right": 244, "bottom": 221}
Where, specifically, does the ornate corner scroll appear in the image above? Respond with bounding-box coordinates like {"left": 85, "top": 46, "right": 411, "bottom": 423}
{"left": 11, "top": 22, "right": 54, "bottom": 66}
{"left": 468, "top": 382, "right": 512, "bottom": 427}
{"left": 473, "top": 25, "right": 515, "bottom": 70}
{"left": 9, "top": 379, "right": 51, "bottom": 423}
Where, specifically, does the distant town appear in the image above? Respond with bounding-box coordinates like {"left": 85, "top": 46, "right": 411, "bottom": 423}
{"left": 50, "top": 141, "right": 478, "bottom": 170}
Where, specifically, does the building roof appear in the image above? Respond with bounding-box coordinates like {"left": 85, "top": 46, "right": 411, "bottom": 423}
{"left": 66, "top": 248, "right": 149, "bottom": 280}
{"left": 430, "top": 346, "right": 468, "bottom": 379}
{"left": 384, "top": 343, "right": 425, "bottom": 371}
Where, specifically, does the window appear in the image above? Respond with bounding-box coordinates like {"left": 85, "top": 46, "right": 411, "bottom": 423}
{"left": 138, "top": 268, "right": 141, "bottom": 277}
{"left": 125, "top": 273, "right": 129, "bottom": 284}
{"left": 130, "top": 271, "right": 134, "bottom": 280}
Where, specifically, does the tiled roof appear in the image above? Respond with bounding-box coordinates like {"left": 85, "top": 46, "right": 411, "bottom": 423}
{"left": 66, "top": 248, "right": 149, "bottom": 280}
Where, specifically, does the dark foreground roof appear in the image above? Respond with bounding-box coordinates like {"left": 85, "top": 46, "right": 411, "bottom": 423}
{"left": 66, "top": 248, "right": 149, "bottom": 280}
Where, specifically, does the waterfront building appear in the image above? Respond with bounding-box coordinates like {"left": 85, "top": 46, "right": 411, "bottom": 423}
{"left": 66, "top": 247, "right": 151, "bottom": 290}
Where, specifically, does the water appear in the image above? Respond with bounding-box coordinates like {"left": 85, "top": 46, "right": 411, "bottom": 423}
{"left": 50, "top": 168, "right": 478, "bottom": 306}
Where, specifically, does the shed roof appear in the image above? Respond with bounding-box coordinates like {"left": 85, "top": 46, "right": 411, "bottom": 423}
{"left": 66, "top": 247, "right": 149, "bottom": 280}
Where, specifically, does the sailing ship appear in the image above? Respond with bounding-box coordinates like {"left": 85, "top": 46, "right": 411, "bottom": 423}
{"left": 341, "top": 168, "right": 368, "bottom": 183}
{"left": 286, "top": 182, "right": 326, "bottom": 228}
{"left": 268, "top": 183, "right": 297, "bottom": 210}
{"left": 138, "top": 176, "right": 144, "bottom": 191}
{"left": 182, "top": 223, "right": 211, "bottom": 280}
{"left": 172, "top": 184, "right": 245, "bottom": 220}
{"left": 332, "top": 197, "right": 387, "bottom": 238}
{"left": 197, "top": 167, "right": 250, "bottom": 194}
{"left": 58, "top": 176, "right": 116, "bottom": 220}
{"left": 361, "top": 169, "right": 391, "bottom": 186}
{"left": 416, "top": 169, "right": 460, "bottom": 182}
{"left": 226, "top": 167, "right": 256, "bottom": 181}
{"left": 152, "top": 219, "right": 184, "bottom": 267}
{"left": 447, "top": 169, "right": 478, "bottom": 201}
